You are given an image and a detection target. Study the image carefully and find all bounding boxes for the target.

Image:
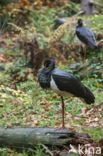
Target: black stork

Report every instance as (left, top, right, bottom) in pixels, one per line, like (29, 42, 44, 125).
(76, 19, 98, 60)
(38, 58, 95, 129)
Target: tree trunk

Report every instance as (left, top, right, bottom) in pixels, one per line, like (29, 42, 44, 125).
(0, 127, 93, 149)
(81, 0, 95, 14)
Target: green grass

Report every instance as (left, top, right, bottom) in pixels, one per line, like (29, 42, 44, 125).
(0, 58, 103, 156)
(0, 1, 103, 155)
(0, 76, 103, 155)
(0, 74, 103, 132)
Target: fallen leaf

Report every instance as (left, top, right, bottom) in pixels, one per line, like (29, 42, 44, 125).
(0, 103, 3, 107)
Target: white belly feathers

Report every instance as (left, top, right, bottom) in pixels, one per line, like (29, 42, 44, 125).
(50, 76, 74, 97)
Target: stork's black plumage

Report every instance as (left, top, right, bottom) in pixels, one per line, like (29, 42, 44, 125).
(76, 19, 98, 59)
(76, 19, 98, 49)
(38, 58, 95, 128)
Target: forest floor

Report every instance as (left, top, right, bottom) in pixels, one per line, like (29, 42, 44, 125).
(0, 1, 103, 155)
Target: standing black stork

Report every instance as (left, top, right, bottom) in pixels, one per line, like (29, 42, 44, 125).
(38, 58, 95, 129)
(76, 19, 98, 60)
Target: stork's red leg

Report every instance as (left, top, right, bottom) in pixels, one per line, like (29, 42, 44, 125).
(61, 96, 65, 129)
(84, 47, 86, 60)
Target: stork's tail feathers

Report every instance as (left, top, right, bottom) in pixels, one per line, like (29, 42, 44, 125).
(83, 86, 95, 104)
(88, 41, 98, 49)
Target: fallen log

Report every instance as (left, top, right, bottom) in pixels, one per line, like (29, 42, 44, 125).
(0, 127, 93, 149)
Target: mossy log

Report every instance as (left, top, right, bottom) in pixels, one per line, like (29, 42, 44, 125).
(0, 127, 93, 149)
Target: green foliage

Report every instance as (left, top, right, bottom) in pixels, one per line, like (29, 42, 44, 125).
(62, 2, 79, 17)
(83, 127, 103, 141)
(71, 0, 81, 3)
(89, 15, 103, 31)
(35, 145, 44, 156)
(0, 0, 103, 155)
(0, 0, 13, 6)
(92, 61, 103, 84)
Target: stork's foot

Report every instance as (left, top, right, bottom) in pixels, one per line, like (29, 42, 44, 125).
(59, 125, 65, 129)
(61, 126, 65, 129)
(61, 123, 65, 129)
(55, 126, 66, 131)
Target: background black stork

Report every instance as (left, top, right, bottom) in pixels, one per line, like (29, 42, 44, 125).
(38, 58, 95, 129)
(76, 19, 98, 60)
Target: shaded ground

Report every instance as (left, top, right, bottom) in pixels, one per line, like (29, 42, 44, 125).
(0, 0, 103, 155)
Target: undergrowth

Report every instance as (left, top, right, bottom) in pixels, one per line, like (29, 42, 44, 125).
(0, 1, 103, 156)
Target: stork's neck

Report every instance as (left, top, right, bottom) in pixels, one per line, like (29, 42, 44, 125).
(77, 20, 83, 27)
(77, 23, 83, 27)
(46, 62, 55, 73)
